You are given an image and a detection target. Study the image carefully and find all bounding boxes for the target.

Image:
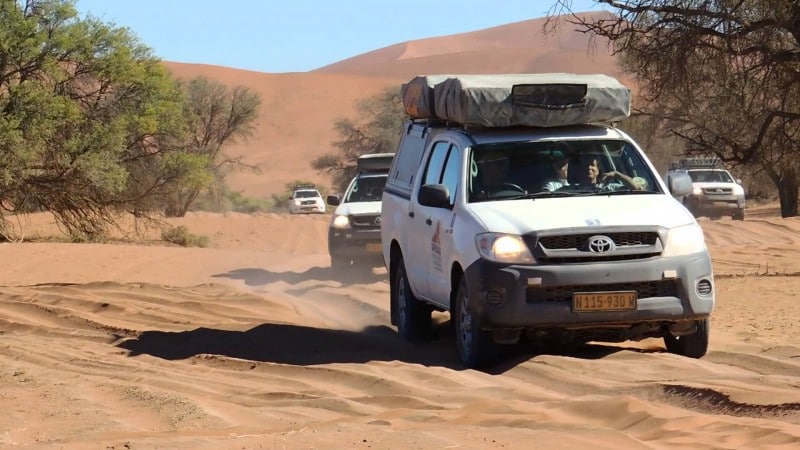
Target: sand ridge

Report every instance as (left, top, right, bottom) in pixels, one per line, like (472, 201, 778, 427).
(1, 203, 799, 449)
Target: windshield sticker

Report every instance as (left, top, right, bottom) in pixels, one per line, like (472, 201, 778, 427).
(585, 219, 601, 226)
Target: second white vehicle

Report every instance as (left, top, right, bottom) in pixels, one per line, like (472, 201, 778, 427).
(288, 185, 326, 214)
(327, 153, 393, 269)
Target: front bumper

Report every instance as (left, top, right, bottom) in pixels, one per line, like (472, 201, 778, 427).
(291, 204, 325, 213)
(463, 252, 714, 330)
(328, 227, 383, 259)
(685, 194, 745, 214)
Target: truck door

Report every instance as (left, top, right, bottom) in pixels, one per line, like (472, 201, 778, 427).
(424, 144, 460, 305)
(410, 141, 459, 307)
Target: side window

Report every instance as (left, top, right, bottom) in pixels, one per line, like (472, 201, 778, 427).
(390, 127, 427, 191)
(441, 146, 460, 205)
(422, 141, 450, 185)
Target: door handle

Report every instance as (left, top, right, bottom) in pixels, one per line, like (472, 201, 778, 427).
(426, 218, 432, 225)
(408, 211, 415, 218)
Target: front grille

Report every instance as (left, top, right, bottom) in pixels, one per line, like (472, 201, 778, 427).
(526, 280, 678, 304)
(702, 187, 733, 195)
(351, 214, 380, 228)
(525, 230, 662, 264)
(539, 232, 658, 250)
(301, 200, 316, 205)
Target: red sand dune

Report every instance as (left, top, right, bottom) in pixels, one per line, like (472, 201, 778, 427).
(162, 12, 622, 198)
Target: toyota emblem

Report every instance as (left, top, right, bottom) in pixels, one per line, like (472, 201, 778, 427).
(374, 216, 382, 225)
(587, 235, 615, 254)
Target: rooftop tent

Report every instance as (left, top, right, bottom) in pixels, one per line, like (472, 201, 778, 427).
(401, 73, 631, 127)
(401, 75, 454, 119)
(357, 153, 395, 172)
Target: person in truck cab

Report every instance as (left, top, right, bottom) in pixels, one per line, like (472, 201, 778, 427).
(573, 155, 646, 191)
(471, 151, 515, 200)
(541, 153, 571, 191)
(543, 153, 646, 192)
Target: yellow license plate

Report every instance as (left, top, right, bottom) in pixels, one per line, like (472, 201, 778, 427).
(366, 243, 382, 252)
(573, 291, 637, 312)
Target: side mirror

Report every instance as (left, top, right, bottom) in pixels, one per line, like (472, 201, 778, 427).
(736, 178, 742, 184)
(326, 195, 340, 206)
(418, 184, 451, 208)
(668, 172, 692, 197)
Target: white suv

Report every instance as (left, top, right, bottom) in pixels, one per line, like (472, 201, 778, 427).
(667, 158, 746, 220)
(381, 74, 714, 368)
(326, 153, 393, 269)
(288, 186, 325, 214)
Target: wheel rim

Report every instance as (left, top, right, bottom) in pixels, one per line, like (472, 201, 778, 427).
(457, 291, 473, 356)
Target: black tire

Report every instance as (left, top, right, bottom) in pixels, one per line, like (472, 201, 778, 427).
(330, 256, 351, 270)
(732, 209, 745, 221)
(682, 198, 698, 217)
(663, 318, 709, 358)
(392, 257, 432, 341)
(453, 277, 498, 368)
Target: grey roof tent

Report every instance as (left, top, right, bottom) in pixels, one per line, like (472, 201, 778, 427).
(401, 73, 631, 128)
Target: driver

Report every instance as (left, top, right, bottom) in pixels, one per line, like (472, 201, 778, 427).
(473, 151, 515, 200)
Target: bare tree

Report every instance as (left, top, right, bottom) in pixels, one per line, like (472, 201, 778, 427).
(549, 0, 800, 216)
(312, 87, 404, 193)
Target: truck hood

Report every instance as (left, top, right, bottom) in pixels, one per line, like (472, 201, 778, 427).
(332, 201, 382, 216)
(468, 194, 694, 234)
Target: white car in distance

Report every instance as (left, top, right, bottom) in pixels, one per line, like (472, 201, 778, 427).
(288, 186, 326, 214)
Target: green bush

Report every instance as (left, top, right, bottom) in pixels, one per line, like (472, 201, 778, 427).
(161, 226, 210, 247)
(191, 188, 272, 213)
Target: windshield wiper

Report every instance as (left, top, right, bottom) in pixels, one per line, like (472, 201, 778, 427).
(507, 191, 585, 200)
(602, 189, 658, 196)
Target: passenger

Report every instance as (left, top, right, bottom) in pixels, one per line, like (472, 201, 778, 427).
(573, 155, 646, 191)
(543, 154, 645, 191)
(541, 154, 570, 191)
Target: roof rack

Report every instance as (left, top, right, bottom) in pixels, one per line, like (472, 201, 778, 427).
(292, 183, 317, 190)
(357, 153, 395, 172)
(670, 157, 723, 170)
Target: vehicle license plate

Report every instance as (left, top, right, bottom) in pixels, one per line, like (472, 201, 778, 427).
(573, 291, 637, 312)
(366, 243, 382, 252)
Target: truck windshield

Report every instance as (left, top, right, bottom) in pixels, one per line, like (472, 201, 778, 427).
(687, 170, 733, 183)
(468, 140, 659, 202)
(344, 175, 387, 202)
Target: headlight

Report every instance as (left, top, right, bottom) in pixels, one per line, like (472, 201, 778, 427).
(692, 186, 702, 195)
(662, 224, 707, 257)
(475, 233, 534, 264)
(294, 199, 302, 205)
(331, 214, 350, 229)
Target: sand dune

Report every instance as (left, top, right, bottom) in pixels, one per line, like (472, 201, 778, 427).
(162, 12, 621, 198)
(1, 203, 799, 449)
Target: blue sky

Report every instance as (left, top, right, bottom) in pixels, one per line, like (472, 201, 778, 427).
(73, 0, 606, 74)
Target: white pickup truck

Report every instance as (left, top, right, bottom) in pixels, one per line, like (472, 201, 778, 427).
(381, 74, 714, 368)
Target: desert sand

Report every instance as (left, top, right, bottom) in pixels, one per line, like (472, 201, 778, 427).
(0, 202, 799, 449)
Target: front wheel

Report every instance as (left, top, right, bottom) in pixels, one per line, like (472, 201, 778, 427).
(732, 209, 745, 221)
(453, 277, 498, 368)
(392, 256, 432, 341)
(663, 318, 709, 358)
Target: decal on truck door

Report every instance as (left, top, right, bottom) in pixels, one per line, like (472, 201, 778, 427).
(431, 221, 443, 273)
